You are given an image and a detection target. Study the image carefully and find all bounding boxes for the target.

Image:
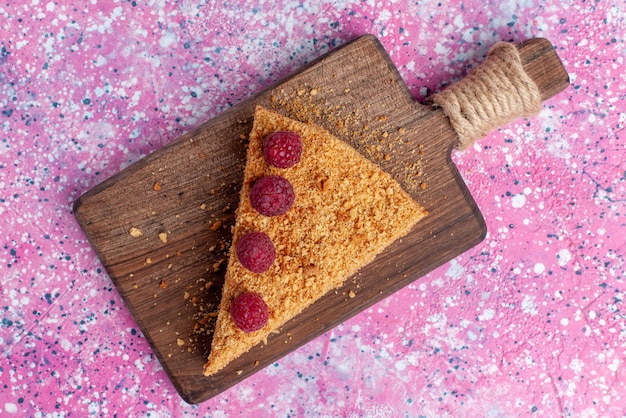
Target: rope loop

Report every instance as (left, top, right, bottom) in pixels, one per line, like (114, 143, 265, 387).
(431, 42, 542, 150)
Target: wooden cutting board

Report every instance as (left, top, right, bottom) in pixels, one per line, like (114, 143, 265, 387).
(73, 35, 568, 403)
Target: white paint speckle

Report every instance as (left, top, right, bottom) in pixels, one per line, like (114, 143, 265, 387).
(511, 194, 526, 208)
(87, 400, 100, 415)
(522, 295, 538, 315)
(61, 339, 72, 351)
(534, 263, 545, 274)
(557, 249, 572, 266)
(547, 135, 572, 159)
(4, 403, 18, 414)
(160, 31, 177, 48)
(569, 358, 584, 373)
(453, 14, 464, 28)
(134, 358, 145, 371)
(561, 318, 569, 326)
(434, 42, 449, 56)
(445, 259, 465, 280)
(479, 308, 495, 321)
(395, 360, 406, 371)
(431, 277, 444, 288)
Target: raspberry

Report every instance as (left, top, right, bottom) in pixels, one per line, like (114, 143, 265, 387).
(236, 231, 276, 273)
(249, 175, 295, 217)
(230, 292, 269, 333)
(263, 131, 302, 168)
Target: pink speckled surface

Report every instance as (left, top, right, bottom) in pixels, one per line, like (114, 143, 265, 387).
(1, 0, 625, 416)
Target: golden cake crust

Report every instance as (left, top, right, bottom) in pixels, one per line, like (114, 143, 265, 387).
(203, 106, 427, 376)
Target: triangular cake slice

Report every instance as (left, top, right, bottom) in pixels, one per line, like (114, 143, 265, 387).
(203, 106, 428, 376)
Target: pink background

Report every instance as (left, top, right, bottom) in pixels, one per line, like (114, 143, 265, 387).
(1, 0, 625, 416)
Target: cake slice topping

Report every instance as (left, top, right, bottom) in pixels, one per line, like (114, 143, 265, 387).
(229, 292, 269, 333)
(235, 231, 276, 273)
(249, 175, 295, 217)
(262, 131, 302, 168)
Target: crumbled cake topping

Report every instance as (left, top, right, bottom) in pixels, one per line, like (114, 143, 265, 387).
(203, 106, 427, 376)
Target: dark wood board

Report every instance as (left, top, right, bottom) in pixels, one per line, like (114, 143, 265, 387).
(73, 35, 569, 403)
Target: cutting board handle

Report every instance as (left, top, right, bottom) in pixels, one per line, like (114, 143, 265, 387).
(431, 38, 569, 149)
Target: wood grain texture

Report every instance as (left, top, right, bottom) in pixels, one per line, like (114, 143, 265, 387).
(73, 35, 568, 403)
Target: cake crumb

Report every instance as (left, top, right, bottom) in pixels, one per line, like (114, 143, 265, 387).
(304, 265, 320, 277)
(348, 290, 356, 298)
(210, 220, 222, 231)
(212, 259, 225, 272)
(159, 232, 168, 244)
(145, 258, 152, 264)
(129, 227, 142, 238)
(236, 370, 243, 375)
(176, 338, 185, 346)
(159, 280, 168, 289)
(153, 182, 161, 192)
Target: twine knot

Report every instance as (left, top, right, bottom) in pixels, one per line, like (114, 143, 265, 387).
(431, 42, 542, 150)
